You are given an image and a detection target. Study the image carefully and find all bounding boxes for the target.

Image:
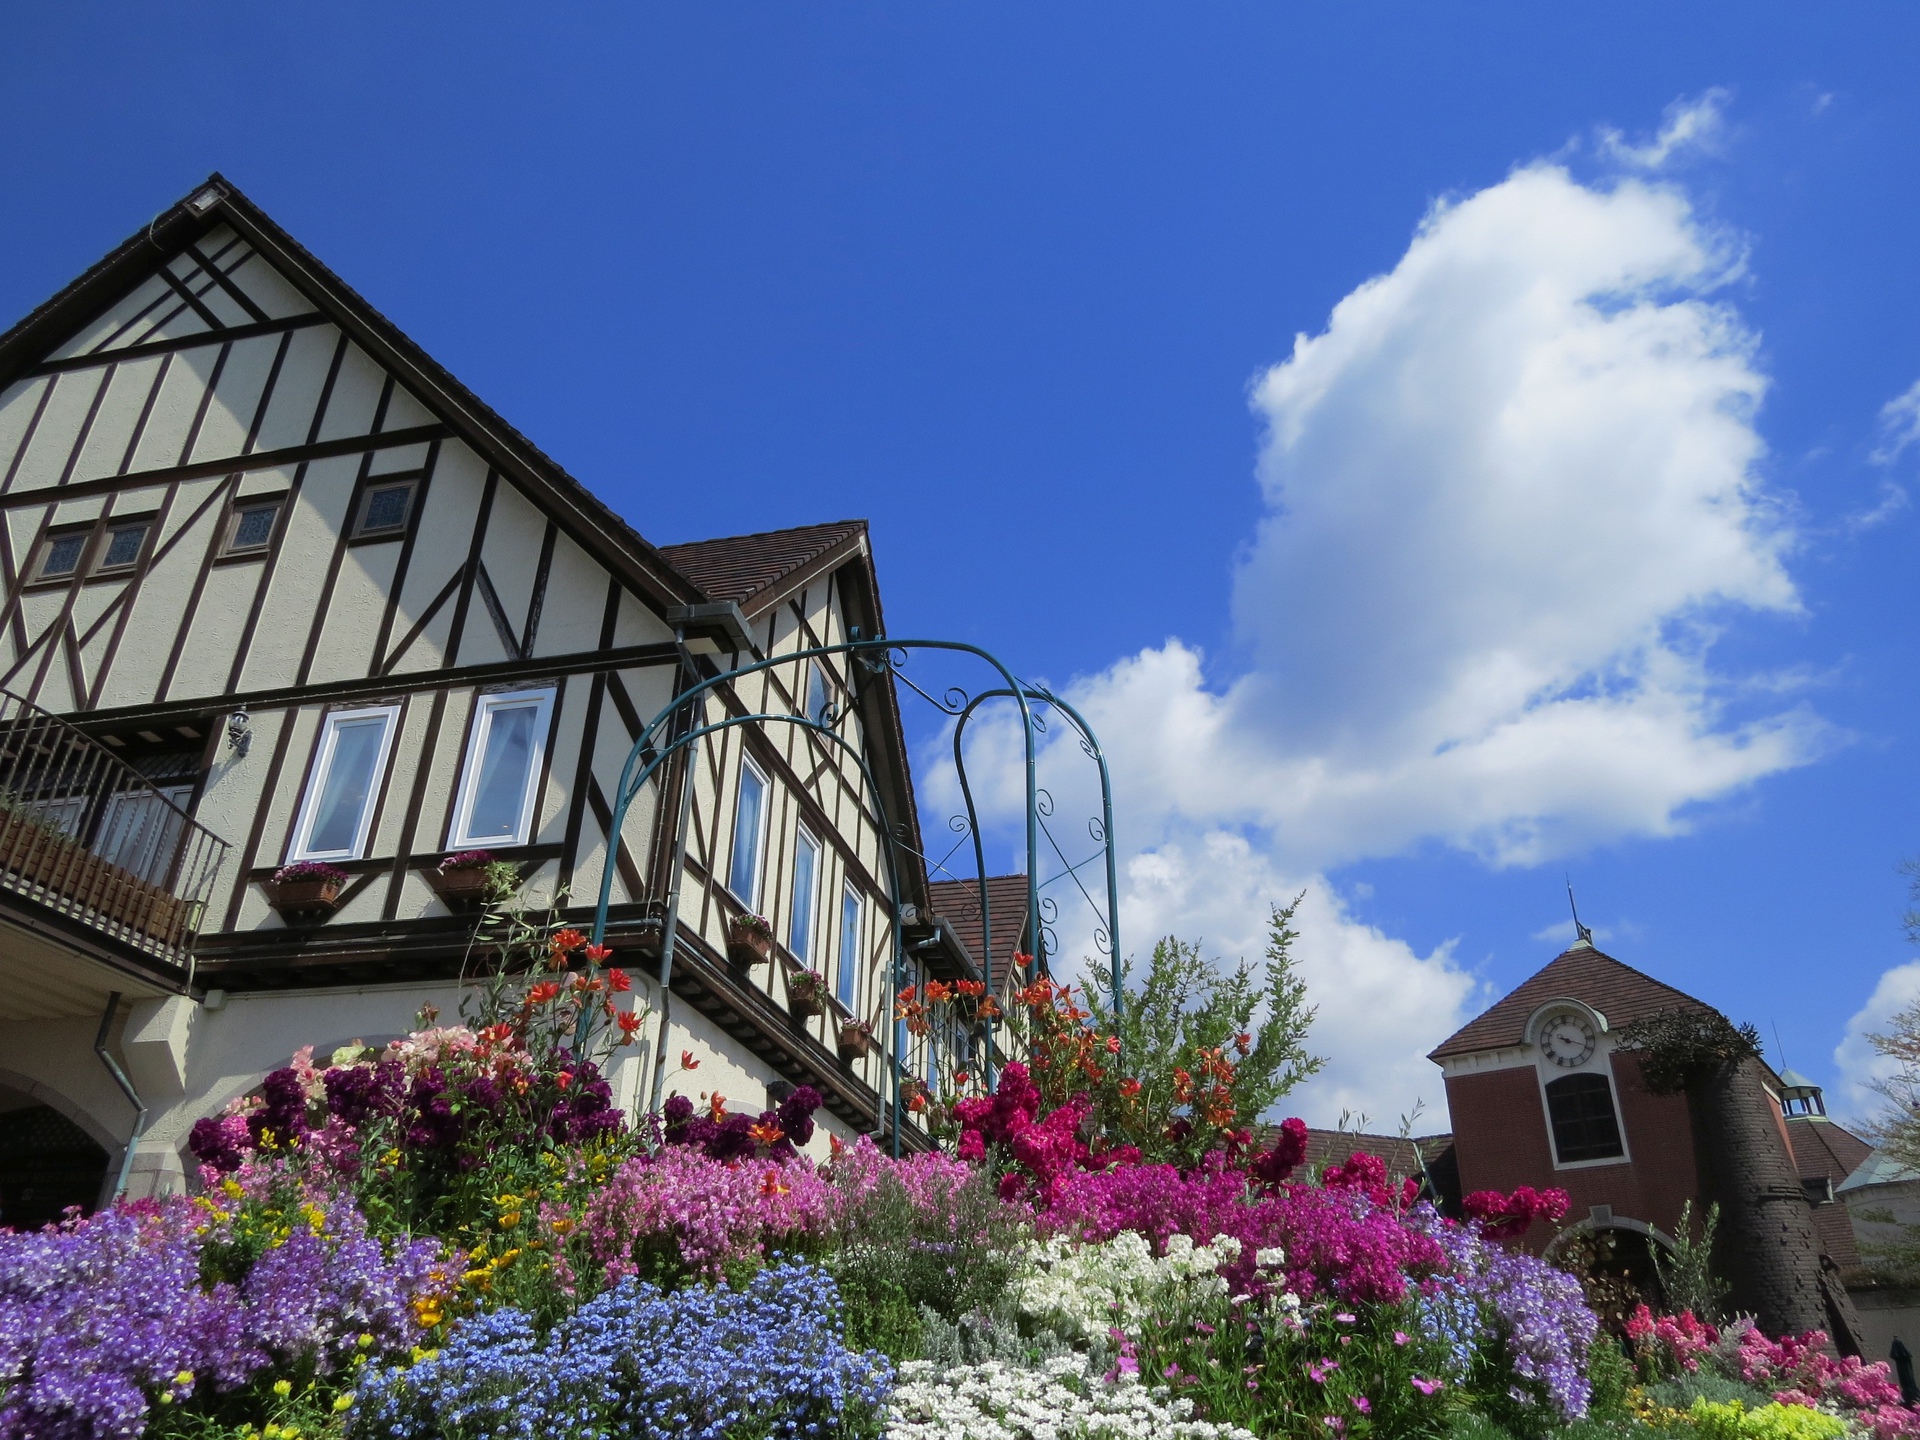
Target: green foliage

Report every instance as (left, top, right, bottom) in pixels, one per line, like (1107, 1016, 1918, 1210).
(1585, 1334, 1637, 1421)
(1681, 1398, 1847, 1440)
(1124, 1289, 1452, 1439)
(827, 1162, 1022, 1362)
(1074, 899, 1325, 1163)
(1616, 1010, 1762, 1096)
(1644, 1374, 1773, 1412)
(1651, 1202, 1730, 1323)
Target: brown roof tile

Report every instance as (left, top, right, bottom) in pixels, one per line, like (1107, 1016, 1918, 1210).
(1788, 1116, 1874, 1185)
(1430, 944, 1710, 1060)
(928, 874, 1033, 991)
(660, 521, 866, 613)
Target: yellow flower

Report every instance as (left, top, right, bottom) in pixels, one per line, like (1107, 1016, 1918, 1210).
(413, 1297, 445, 1327)
(333, 1393, 355, 1413)
(157, 1391, 174, 1406)
(272, 1378, 292, 1398)
(498, 1212, 522, 1228)
(174, 1370, 193, 1387)
(409, 1345, 440, 1365)
(263, 1427, 281, 1440)
(357, 1332, 374, 1349)
(222, 1179, 245, 1201)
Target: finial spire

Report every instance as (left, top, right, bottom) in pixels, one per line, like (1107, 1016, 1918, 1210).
(1565, 877, 1593, 948)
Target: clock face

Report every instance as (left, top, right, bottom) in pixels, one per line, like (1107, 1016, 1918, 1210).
(1540, 1012, 1597, 1068)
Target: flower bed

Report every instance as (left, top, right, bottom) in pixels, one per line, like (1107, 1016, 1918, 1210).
(7, 928, 1917, 1440)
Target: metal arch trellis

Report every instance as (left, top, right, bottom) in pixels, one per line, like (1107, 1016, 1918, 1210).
(585, 636, 1122, 1158)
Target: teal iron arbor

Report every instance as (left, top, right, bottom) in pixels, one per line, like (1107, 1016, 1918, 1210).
(585, 635, 1120, 1156)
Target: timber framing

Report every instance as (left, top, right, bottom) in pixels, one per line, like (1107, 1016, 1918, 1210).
(0, 174, 950, 1146)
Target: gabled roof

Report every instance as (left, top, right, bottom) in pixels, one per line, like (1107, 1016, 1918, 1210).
(1430, 943, 1710, 1060)
(928, 874, 1033, 991)
(0, 173, 703, 614)
(661, 522, 867, 616)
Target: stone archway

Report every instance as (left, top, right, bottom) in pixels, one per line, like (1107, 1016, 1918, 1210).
(0, 1078, 110, 1227)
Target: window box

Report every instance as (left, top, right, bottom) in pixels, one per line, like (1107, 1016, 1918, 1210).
(727, 912, 773, 967)
(837, 1018, 874, 1059)
(260, 863, 347, 922)
(423, 863, 512, 911)
(788, 968, 827, 1020)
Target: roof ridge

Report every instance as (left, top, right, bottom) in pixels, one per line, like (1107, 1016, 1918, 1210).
(660, 518, 866, 551)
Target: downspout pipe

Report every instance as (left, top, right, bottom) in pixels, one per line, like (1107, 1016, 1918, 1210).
(93, 992, 147, 1203)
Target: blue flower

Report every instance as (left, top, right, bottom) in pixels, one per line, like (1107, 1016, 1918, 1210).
(355, 1262, 892, 1440)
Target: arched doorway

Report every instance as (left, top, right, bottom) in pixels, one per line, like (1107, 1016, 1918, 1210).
(1548, 1219, 1675, 1331)
(0, 1084, 109, 1229)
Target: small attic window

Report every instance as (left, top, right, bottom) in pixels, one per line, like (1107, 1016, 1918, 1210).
(353, 479, 418, 539)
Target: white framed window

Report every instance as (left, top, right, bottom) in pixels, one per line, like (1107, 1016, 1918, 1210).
(728, 759, 770, 908)
(789, 828, 821, 962)
(837, 883, 861, 1007)
(447, 687, 555, 849)
(287, 705, 401, 862)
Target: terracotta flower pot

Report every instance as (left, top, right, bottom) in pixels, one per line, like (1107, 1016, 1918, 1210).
(260, 876, 342, 922)
(727, 919, 773, 966)
(837, 1021, 873, 1059)
(789, 989, 824, 1020)
(424, 865, 504, 911)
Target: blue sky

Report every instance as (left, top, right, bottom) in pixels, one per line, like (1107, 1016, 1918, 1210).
(5, 5, 1920, 1125)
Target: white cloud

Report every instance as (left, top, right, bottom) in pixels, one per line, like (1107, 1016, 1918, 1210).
(1118, 838, 1480, 1128)
(1874, 378, 1920, 464)
(1834, 961, 1920, 1122)
(1598, 89, 1731, 170)
(931, 136, 1825, 1128)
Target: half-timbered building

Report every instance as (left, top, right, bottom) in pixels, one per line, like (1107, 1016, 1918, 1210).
(0, 175, 988, 1213)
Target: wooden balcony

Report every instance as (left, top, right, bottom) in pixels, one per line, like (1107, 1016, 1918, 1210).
(0, 690, 229, 1012)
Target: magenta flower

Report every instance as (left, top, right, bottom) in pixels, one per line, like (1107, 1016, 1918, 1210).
(1308, 1358, 1340, 1384)
(1412, 1376, 1445, 1395)
(1353, 1396, 1371, 1414)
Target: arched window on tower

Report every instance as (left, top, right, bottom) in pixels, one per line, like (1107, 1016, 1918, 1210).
(1545, 1072, 1625, 1163)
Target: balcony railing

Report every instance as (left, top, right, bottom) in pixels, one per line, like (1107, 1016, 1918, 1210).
(0, 689, 229, 970)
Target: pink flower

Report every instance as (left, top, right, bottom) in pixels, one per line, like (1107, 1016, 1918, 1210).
(1411, 1376, 1445, 1395)
(1308, 1359, 1340, 1384)
(1352, 1396, 1371, 1414)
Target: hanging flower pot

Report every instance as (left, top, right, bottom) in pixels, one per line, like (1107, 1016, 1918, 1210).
(788, 968, 827, 1019)
(837, 1018, 874, 1059)
(260, 861, 347, 922)
(727, 912, 774, 967)
(423, 851, 516, 910)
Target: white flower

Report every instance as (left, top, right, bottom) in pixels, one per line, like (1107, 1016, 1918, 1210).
(1011, 1233, 1242, 1340)
(1254, 1247, 1286, 1270)
(886, 1357, 1259, 1440)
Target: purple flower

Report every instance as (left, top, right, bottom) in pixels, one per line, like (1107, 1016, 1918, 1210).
(187, 1115, 247, 1174)
(247, 1067, 310, 1150)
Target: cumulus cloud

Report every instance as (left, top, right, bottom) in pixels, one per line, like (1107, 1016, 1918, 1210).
(930, 141, 1824, 1127)
(1598, 89, 1731, 170)
(1834, 961, 1920, 1122)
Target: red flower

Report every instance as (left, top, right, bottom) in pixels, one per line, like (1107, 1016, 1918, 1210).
(1119, 1078, 1142, 1099)
(527, 981, 562, 1006)
(708, 1093, 728, 1120)
(605, 968, 631, 992)
(748, 1119, 785, 1146)
(907, 1091, 928, 1113)
(585, 943, 613, 963)
(555, 1071, 574, 1090)
(1105, 1035, 1121, 1054)
(1234, 1032, 1252, 1054)
(681, 1050, 700, 1070)
(550, 927, 587, 953)
(616, 1011, 643, 1037)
